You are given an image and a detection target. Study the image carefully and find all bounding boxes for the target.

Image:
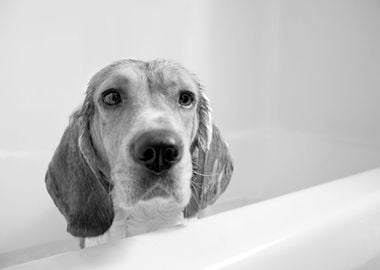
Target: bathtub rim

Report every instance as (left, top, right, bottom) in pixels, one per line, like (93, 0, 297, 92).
(3, 166, 380, 270)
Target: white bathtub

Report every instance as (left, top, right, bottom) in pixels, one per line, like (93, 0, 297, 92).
(1, 127, 380, 269)
(4, 170, 380, 270)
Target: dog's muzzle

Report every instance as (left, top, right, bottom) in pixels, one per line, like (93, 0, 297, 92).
(131, 129, 183, 174)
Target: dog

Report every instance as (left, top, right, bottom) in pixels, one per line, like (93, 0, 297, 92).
(45, 59, 233, 248)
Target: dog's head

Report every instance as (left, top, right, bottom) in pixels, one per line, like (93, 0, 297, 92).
(45, 59, 233, 237)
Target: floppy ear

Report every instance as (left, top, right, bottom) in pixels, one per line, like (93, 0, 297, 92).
(184, 94, 234, 218)
(45, 110, 114, 237)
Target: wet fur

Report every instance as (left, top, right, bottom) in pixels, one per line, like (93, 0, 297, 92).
(45, 59, 233, 247)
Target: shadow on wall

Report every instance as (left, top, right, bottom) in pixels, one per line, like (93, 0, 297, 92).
(0, 156, 75, 255)
(0, 207, 79, 268)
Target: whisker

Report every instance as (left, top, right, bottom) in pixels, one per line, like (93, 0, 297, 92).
(190, 180, 202, 189)
(192, 170, 213, 177)
(190, 192, 200, 210)
(190, 182, 201, 207)
(191, 184, 201, 191)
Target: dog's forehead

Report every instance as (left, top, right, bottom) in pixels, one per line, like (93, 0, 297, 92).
(97, 64, 146, 90)
(147, 62, 197, 89)
(94, 60, 198, 92)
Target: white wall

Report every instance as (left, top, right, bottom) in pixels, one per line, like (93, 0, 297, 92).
(1, 0, 380, 256)
(273, 0, 380, 145)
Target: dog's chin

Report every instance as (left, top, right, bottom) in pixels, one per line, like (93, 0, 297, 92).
(112, 166, 192, 208)
(141, 185, 170, 201)
(139, 183, 191, 208)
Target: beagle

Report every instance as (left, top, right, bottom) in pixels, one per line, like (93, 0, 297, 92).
(45, 59, 233, 248)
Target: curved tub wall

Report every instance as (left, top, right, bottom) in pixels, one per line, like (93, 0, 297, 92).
(4, 168, 380, 270)
(1, 0, 380, 268)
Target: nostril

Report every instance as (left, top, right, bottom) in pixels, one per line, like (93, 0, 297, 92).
(139, 147, 156, 163)
(131, 130, 184, 173)
(163, 146, 179, 163)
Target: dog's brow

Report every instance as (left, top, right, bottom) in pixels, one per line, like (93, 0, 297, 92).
(101, 75, 129, 88)
(150, 80, 196, 97)
(152, 71, 196, 92)
(99, 67, 147, 91)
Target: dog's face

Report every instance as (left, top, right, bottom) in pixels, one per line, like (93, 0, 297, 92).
(45, 59, 233, 238)
(90, 61, 200, 207)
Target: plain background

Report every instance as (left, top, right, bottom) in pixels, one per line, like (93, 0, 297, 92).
(1, 0, 380, 255)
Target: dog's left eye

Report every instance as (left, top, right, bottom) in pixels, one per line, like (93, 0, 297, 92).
(178, 91, 195, 108)
(102, 89, 122, 106)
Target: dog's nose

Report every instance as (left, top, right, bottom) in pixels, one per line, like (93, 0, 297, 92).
(131, 130, 183, 174)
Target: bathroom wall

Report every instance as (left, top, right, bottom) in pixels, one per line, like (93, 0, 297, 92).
(273, 0, 380, 145)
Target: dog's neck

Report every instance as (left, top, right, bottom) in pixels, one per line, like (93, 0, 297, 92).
(114, 198, 185, 236)
(84, 197, 185, 247)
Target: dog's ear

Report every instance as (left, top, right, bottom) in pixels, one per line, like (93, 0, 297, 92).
(184, 93, 234, 218)
(45, 106, 114, 237)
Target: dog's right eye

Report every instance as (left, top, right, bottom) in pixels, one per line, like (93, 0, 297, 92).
(102, 89, 122, 106)
(178, 91, 195, 108)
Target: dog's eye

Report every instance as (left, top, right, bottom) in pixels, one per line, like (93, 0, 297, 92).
(178, 91, 195, 108)
(102, 89, 122, 106)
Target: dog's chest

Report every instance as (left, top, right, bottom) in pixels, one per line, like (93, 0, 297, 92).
(85, 199, 185, 247)
(112, 198, 185, 237)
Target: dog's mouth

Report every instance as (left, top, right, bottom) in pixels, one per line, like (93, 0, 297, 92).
(112, 160, 191, 207)
(141, 184, 171, 201)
